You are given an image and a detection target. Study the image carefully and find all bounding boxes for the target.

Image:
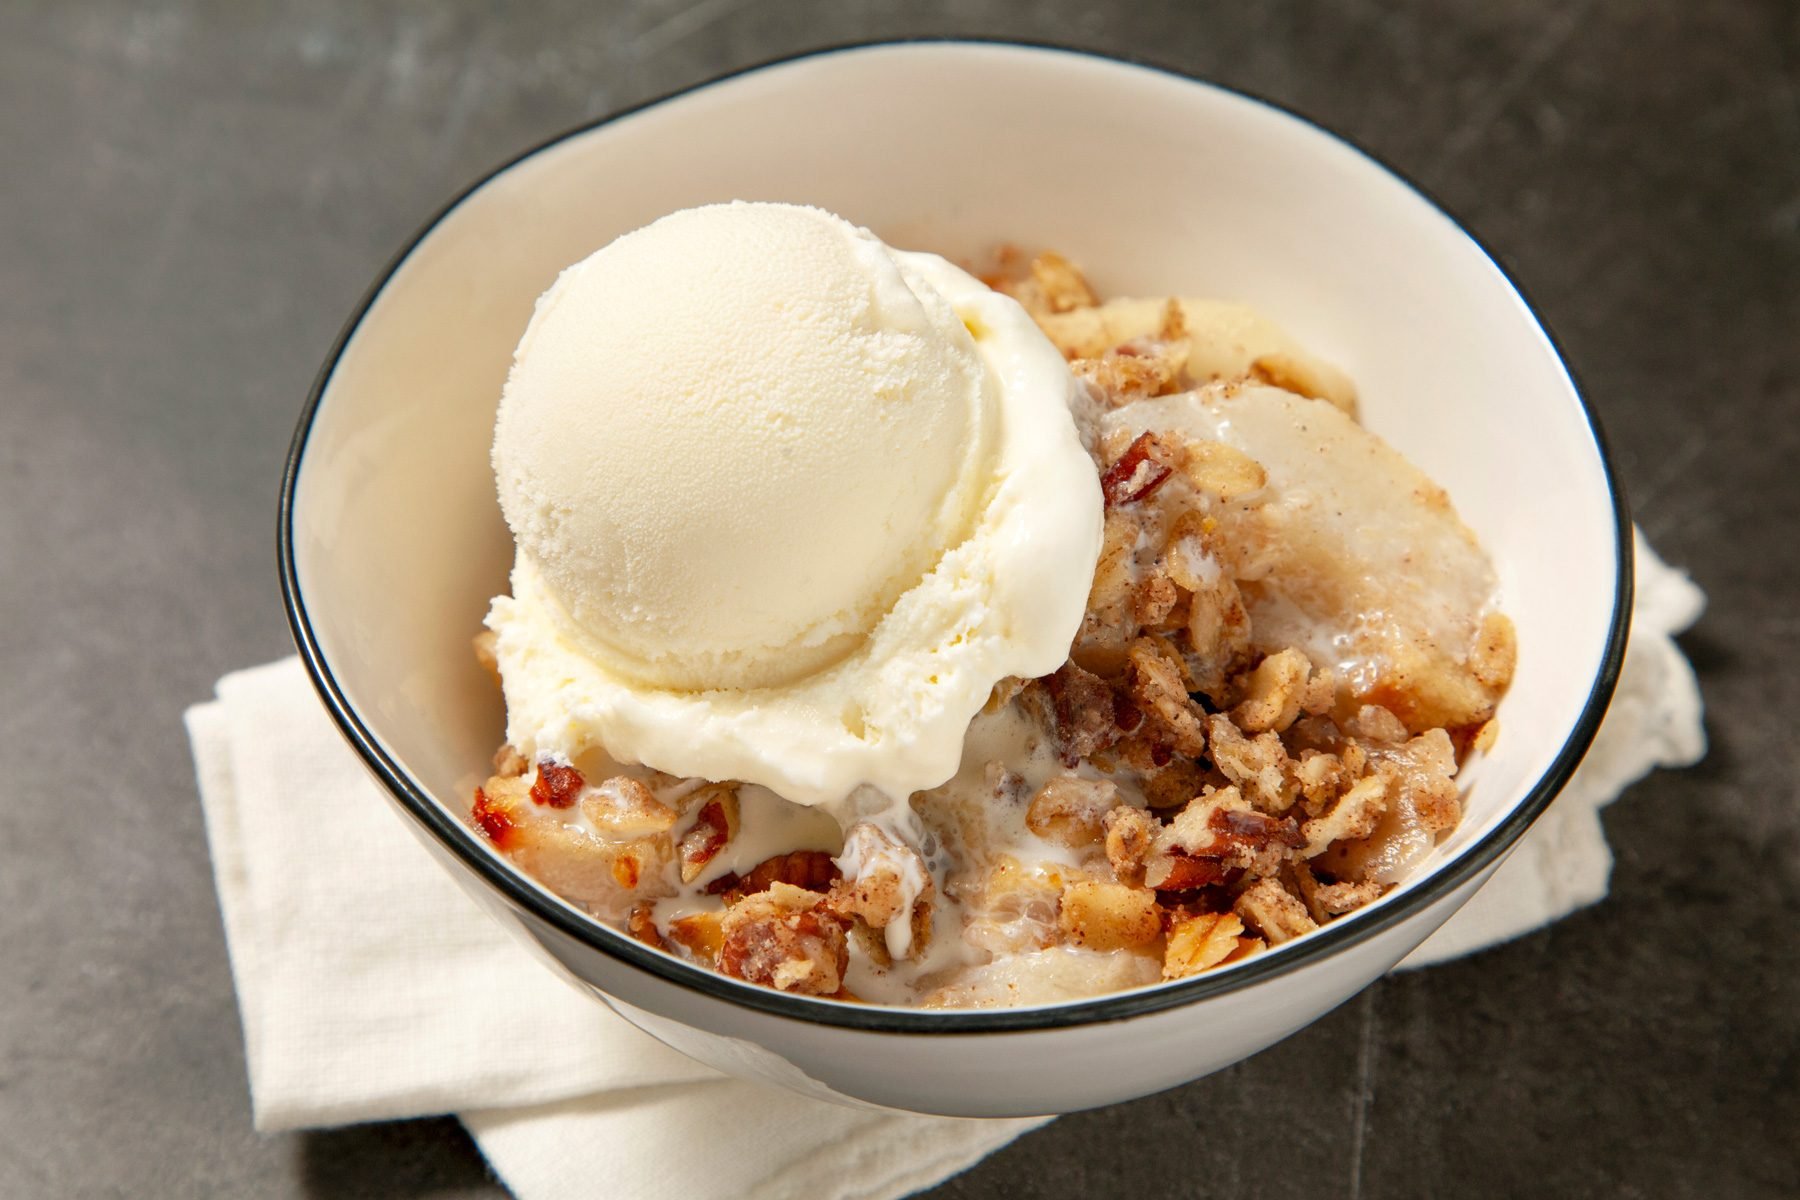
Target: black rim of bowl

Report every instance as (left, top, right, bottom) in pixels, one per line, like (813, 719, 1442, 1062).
(279, 38, 1634, 1036)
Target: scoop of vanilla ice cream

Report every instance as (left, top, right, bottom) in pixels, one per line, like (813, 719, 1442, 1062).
(487, 203, 1102, 808)
(494, 203, 997, 691)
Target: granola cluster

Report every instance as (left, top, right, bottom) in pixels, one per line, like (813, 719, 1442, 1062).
(466, 248, 1516, 1005)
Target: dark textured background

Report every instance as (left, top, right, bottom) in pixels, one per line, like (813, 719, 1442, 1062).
(2, 1, 1795, 1196)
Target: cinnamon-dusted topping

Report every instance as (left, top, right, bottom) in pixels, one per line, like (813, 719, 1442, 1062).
(582, 776, 678, 839)
(1230, 648, 1311, 734)
(1103, 806, 1156, 886)
(1073, 341, 1187, 405)
(1163, 910, 1248, 979)
(1127, 637, 1207, 757)
(1028, 251, 1099, 314)
(626, 902, 664, 949)
(1233, 878, 1318, 945)
(1315, 879, 1388, 916)
(675, 783, 739, 883)
(1058, 880, 1162, 951)
(529, 760, 585, 809)
(1294, 750, 1349, 817)
(718, 883, 850, 995)
(1100, 431, 1178, 508)
(1205, 713, 1297, 813)
(1026, 777, 1123, 848)
(827, 824, 934, 958)
(1301, 773, 1390, 857)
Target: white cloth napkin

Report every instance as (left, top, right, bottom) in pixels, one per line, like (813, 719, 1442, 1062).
(185, 531, 1704, 1200)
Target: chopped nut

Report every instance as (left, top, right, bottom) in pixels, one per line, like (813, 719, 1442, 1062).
(1162, 911, 1245, 979)
(1473, 718, 1500, 753)
(1101, 432, 1178, 507)
(1103, 806, 1156, 886)
(828, 824, 934, 959)
(1128, 638, 1208, 757)
(1301, 773, 1390, 857)
(675, 784, 740, 883)
(1058, 880, 1162, 951)
(1137, 755, 1209, 811)
(1231, 648, 1311, 733)
(1026, 777, 1123, 848)
(718, 883, 850, 995)
(1132, 567, 1182, 628)
(1205, 713, 1297, 812)
(582, 776, 678, 839)
(1295, 750, 1347, 816)
(1233, 878, 1318, 944)
(529, 760, 585, 809)
(717, 850, 841, 904)
(1032, 662, 1125, 765)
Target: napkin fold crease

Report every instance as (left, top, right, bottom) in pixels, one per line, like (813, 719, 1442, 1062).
(185, 530, 1703, 1200)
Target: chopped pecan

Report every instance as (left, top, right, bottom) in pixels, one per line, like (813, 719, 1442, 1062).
(1232, 878, 1318, 945)
(1103, 806, 1156, 886)
(1206, 713, 1297, 813)
(719, 851, 841, 904)
(1101, 432, 1177, 507)
(718, 883, 850, 995)
(1127, 638, 1207, 757)
(1035, 662, 1124, 765)
(1301, 773, 1390, 857)
(675, 784, 740, 884)
(529, 760, 584, 809)
(827, 824, 934, 959)
(1230, 648, 1311, 734)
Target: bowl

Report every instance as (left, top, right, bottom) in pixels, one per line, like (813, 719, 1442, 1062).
(280, 40, 1629, 1117)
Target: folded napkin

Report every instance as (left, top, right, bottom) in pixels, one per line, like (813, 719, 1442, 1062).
(186, 531, 1704, 1200)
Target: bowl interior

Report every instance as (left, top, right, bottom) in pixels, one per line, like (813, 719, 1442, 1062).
(289, 43, 1621, 992)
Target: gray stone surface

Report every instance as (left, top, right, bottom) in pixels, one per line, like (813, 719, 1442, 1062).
(1, 1, 1794, 1196)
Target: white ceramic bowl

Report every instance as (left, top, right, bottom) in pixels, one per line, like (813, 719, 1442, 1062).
(281, 41, 1629, 1117)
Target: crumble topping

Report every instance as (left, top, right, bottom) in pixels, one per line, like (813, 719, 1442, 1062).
(464, 248, 1516, 1007)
